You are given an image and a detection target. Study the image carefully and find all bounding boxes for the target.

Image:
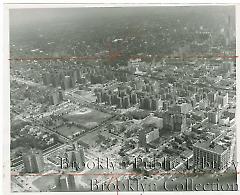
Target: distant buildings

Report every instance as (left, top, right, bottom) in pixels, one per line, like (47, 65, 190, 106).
(42, 69, 86, 90)
(62, 75, 73, 90)
(42, 71, 64, 87)
(142, 115, 163, 129)
(138, 116, 164, 147)
(42, 72, 52, 86)
(217, 93, 228, 108)
(94, 79, 166, 111)
(163, 111, 187, 132)
(146, 128, 160, 144)
(122, 95, 131, 109)
(173, 113, 187, 132)
(191, 110, 206, 122)
(225, 15, 235, 47)
(95, 87, 133, 109)
(168, 103, 192, 114)
(139, 96, 160, 111)
(128, 58, 147, 73)
(22, 148, 45, 173)
(207, 109, 220, 124)
(208, 91, 218, 104)
(130, 93, 138, 105)
(163, 111, 174, 131)
(222, 61, 234, 74)
(207, 91, 229, 108)
(138, 128, 147, 147)
(138, 127, 160, 148)
(49, 90, 64, 105)
(140, 96, 152, 110)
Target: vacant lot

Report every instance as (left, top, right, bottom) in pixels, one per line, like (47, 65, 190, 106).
(63, 108, 112, 129)
(54, 125, 84, 138)
(33, 175, 57, 191)
(74, 90, 96, 103)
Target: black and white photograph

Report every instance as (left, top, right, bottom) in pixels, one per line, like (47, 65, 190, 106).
(3, 3, 239, 193)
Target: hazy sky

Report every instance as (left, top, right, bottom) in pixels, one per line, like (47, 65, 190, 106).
(10, 6, 235, 28)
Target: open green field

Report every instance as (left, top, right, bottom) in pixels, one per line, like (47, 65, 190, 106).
(54, 125, 84, 138)
(74, 90, 96, 102)
(78, 131, 99, 147)
(63, 108, 112, 129)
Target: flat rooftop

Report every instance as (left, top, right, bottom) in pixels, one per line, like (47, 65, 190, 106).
(193, 134, 231, 155)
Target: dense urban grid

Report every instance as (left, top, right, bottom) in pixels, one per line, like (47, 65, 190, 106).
(10, 7, 237, 192)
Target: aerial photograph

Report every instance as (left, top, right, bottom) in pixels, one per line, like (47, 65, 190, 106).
(9, 6, 237, 192)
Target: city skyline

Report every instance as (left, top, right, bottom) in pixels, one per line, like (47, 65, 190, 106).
(7, 5, 237, 192)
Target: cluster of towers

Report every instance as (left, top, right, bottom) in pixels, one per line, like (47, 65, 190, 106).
(95, 87, 135, 109)
(139, 95, 160, 111)
(162, 103, 192, 133)
(94, 82, 163, 111)
(42, 69, 86, 90)
(163, 111, 187, 133)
